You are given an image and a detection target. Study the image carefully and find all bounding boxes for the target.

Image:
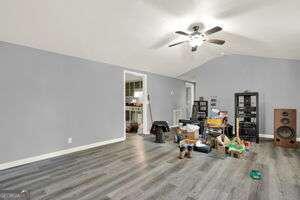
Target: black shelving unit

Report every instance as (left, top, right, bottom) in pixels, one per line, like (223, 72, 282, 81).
(192, 100, 208, 121)
(235, 92, 259, 143)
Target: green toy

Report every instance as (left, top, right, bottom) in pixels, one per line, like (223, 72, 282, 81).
(249, 170, 263, 180)
(226, 143, 245, 154)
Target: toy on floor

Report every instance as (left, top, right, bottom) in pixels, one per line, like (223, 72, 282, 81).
(249, 169, 263, 180)
(216, 134, 230, 149)
(179, 145, 193, 159)
(194, 140, 211, 153)
(178, 139, 194, 159)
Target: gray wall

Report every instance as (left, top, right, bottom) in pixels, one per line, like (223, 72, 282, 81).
(180, 54, 300, 137)
(0, 41, 185, 164)
(148, 74, 185, 123)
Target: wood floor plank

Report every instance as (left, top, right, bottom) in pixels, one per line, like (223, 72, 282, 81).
(0, 134, 299, 200)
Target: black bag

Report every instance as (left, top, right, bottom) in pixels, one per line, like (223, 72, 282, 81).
(224, 124, 233, 138)
(150, 121, 169, 143)
(155, 128, 165, 143)
(150, 121, 169, 134)
(194, 144, 211, 153)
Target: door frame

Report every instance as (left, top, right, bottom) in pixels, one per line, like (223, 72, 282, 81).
(185, 82, 195, 119)
(123, 70, 148, 139)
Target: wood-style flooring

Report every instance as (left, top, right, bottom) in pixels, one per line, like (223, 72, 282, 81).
(0, 134, 299, 200)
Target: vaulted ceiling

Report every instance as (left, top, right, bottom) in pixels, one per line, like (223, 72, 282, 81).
(1, 0, 300, 77)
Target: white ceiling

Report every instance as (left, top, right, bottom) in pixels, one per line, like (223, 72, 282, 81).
(1, 0, 300, 77)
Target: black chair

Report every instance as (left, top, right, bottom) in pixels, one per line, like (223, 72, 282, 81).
(150, 121, 170, 143)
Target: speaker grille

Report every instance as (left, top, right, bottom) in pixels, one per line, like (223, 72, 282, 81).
(280, 118, 290, 125)
(276, 126, 295, 139)
(282, 111, 289, 117)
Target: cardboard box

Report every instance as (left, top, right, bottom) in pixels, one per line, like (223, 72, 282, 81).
(181, 130, 199, 140)
(179, 139, 197, 146)
(176, 126, 199, 141)
(230, 150, 244, 159)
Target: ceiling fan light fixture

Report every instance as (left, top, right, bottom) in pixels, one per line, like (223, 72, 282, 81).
(169, 25, 224, 51)
(189, 35, 203, 47)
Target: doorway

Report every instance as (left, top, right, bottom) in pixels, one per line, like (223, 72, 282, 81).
(124, 70, 148, 139)
(185, 82, 195, 119)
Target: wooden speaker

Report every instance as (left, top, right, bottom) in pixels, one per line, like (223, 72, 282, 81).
(274, 109, 297, 148)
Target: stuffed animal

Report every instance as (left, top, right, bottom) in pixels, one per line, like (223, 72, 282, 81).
(178, 139, 194, 159)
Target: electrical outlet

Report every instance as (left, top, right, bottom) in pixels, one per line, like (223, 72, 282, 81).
(68, 138, 72, 144)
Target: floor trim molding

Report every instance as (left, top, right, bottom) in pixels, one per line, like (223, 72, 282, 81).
(0, 137, 125, 171)
(260, 134, 300, 141)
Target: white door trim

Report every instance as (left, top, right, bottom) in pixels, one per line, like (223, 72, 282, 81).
(124, 70, 148, 139)
(185, 82, 195, 119)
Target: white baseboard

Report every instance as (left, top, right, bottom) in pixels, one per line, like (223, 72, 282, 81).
(259, 134, 274, 139)
(259, 134, 300, 142)
(0, 137, 125, 171)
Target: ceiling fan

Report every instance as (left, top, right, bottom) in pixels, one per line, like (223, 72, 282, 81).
(169, 26, 225, 51)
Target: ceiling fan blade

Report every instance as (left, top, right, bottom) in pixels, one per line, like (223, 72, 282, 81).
(191, 46, 198, 52)
(207, 39, 225, 45)
(168, 41, 188, 47)
(205, 26, 222, 35)
(175, 31, 189, 36)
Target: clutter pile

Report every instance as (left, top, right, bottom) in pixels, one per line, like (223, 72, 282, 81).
(174, 96, 254, 160)
(175, 124, 203, 158)
(149, 96, 256, 160)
